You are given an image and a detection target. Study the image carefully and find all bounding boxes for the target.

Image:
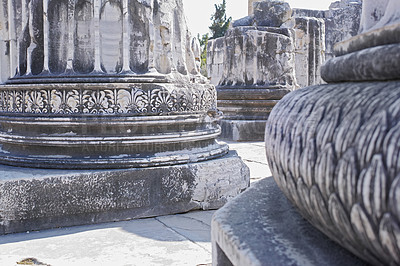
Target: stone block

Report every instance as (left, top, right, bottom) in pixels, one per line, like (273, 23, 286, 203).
(212, 177, 365, 266)
(217, 27, 296, 88)
(290, 16, 325, 87)
(252, 1, 292, 27)
(293, 0, 362, 60)
(232, 16, 253, 28)
(219, 120, 267, 141)
(0, 151, 250, 235)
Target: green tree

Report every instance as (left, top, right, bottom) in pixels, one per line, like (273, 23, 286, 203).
(209, 0, 232, 39)
(198, 33, 209, 77)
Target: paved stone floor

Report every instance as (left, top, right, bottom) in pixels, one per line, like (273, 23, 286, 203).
(0, 141, 271, 266)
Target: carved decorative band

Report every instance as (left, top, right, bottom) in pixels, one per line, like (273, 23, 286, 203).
(0, 85, 216, 115)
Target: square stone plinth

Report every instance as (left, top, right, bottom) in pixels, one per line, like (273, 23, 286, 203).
(211, 177, 367, 266)
(0, 151, 249, 235)
(219, 120, 267, 141)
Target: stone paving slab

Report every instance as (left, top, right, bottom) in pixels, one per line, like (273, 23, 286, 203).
(0, 211, 215, 266)
(0, 141, 267, 266)
(221, 141, 271, 182)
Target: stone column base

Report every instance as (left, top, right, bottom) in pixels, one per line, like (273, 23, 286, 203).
(211, 177, 365, 266)
(0, 151, 249, 235)
(219, 120, 267, 141)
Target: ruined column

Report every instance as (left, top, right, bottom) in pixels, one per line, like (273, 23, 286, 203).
(208, 0, 295, 141)
(0, 0, 249, 235)
(265, 0, 400, 264)
(286, 16, 326, 87)
(293, 0, 362, 61)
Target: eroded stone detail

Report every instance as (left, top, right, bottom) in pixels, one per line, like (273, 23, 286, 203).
(0, 0, 205, 82)
(209, 0, 362, 87)
(0, 152, 250, 235)
(207, 0, 305, 141)
(265, 81, 400, 266)
(0, 0, 251, 234)
(265, 4, 400, 265)
(0, 0, 229, 169)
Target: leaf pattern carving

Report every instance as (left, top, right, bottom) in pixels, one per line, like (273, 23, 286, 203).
(265, 81, 400, 265)
(0, 85, 216, 115)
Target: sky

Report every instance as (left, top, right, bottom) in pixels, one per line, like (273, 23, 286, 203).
(182, 0, 334, 36)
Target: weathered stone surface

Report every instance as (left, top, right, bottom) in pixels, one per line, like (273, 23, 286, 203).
(0, 0, 204, 81)
(187, 36, 201, 75)
(219, 120, 267, 142)
(334, 21, 400, 57)
(0, 0, 232, 170)
(265, 81, 400, 266)
(216, 27, 296, 88)
(0, 151, 250, 235)
(216, 86, 291, 141)
(0, 1, 10, 84)
(212, 177, 365, 266)
(266, 8, 400, 264)
(284, 16, 325, 87)
(217, 87, 290, 120)
(0, 0, 251, 232)
(359, 0, 400, 32)
(248, 0, 257, 16)
(326, 1, 400, 80)
(231, 16, 254, 28)
(0, 82, 226, 169)
(207, 5, 296, 141)
(210, 0, 362, 88)
(207, 25, 295, 141)
(322, 43, 400, 82)
(252, 0, 292, 27)
(207, 38, 225, 87)
(293, 0, 362, 60)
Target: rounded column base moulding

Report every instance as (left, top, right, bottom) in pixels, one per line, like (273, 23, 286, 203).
(216, 86, 292, 141)
(0, 81, 226, 169)
(265, 80, 400, 266)
(217, 86, 291, 120)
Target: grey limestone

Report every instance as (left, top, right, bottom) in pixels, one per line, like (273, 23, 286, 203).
(0, 0, 250, 233)
(216, 26, 296, 88)
(265, 80, 400, 265)
(205, 0, 362, 141)
(207, 37, 225, 89)
(0, 0, 226, 169)
(293, 0, 362, 60)
(212, 177, 366, 266)
(207, 20, 296, 141)
(208, 0, 326, 141)
(0, 141, 265, 266)
(265, 4, 400, 265)
(334, 21, 400, 57)
(322, 43, 400, 82)
(284, 16, 325, 87)
(219, 120, 267, 142)
(0, 151, 249, 235)
(359, 0, 400, 33)
(252, 0, 292, 27)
